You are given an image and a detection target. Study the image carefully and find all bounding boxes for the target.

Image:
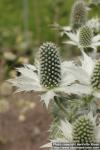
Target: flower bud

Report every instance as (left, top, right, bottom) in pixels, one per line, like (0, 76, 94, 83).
(71, 0, 87, 30)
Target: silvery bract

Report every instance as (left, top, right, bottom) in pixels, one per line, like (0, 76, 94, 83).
(8, 42, 77, 108)
(65, 51, 100, 98)
(87, 18, 100, 34)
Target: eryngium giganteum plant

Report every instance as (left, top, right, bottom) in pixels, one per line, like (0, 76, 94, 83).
(8, 42, 78, 107)
(8, 0, 100, 149)
(64, 25, 100, 51)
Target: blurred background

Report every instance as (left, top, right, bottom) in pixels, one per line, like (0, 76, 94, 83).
(0, 0, 99, 150)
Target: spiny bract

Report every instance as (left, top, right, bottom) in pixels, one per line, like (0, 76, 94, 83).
(71, 0, 87, 30)
(73, 116, 94, 143)
(79, 25, 93, 47)
(39, 42, 61, 89)
(49, 121, 63, 139)
(91, 60, 100, 90)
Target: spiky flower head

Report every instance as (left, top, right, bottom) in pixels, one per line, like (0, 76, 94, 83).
(79, 25, 93, 47)
(91, 60, 100, 90)
(71, 0, 87, 30)
(73, 116, 94, 143)
(39, 42, 61, 89)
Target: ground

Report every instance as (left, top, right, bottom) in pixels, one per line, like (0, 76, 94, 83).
(0, 90, 52, 150)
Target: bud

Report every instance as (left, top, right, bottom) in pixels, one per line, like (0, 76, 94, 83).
(73, 116, 94, 143)
(39, 42, 61, 89)
(71, 0, 87, 30)
(79, 25, 93, 47)
(91, 60, 100, 90)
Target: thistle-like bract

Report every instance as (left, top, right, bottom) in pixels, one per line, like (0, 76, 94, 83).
(91, 60, 100, 90)
(49, 121, 63, 139)
(79, 25, 93, 47)
(71, 0, 87, 30)
(39, 42, 61, 89)
(73, 116, 94, 143)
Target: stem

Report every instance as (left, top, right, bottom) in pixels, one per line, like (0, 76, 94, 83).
(92, 48, 97, 59)
(54, 96, 68, 115)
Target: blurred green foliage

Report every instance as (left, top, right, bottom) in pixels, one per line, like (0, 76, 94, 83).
(0, 0, 99, 45)
(0, 0, 74, 45)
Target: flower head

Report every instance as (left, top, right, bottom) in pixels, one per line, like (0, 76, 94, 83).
(42, 112, 100, 148)
(79, 25, 93, 47)
(61, 113, 100, 143)
(51, 0, 88, 35)
(8, 42, 76, 107)
(73, 116, 94, 143)
(71, 0, 87, 30)
(39, 43, 61, 89)
(64, 25, 100, 51)
(91, 60, 100, 90)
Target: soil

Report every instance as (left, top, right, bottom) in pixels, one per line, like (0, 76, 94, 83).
(0, 92, 52, 150)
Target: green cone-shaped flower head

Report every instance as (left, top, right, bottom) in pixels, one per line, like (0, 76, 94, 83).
(39, 42, 61, 89)
(91, 60, 100, 90)
(79, 25, 93, 47)
(71, 0, 87, 30)
(73, 116, 94, 143)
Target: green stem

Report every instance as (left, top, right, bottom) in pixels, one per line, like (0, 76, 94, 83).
(54, 96, 68, 115)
